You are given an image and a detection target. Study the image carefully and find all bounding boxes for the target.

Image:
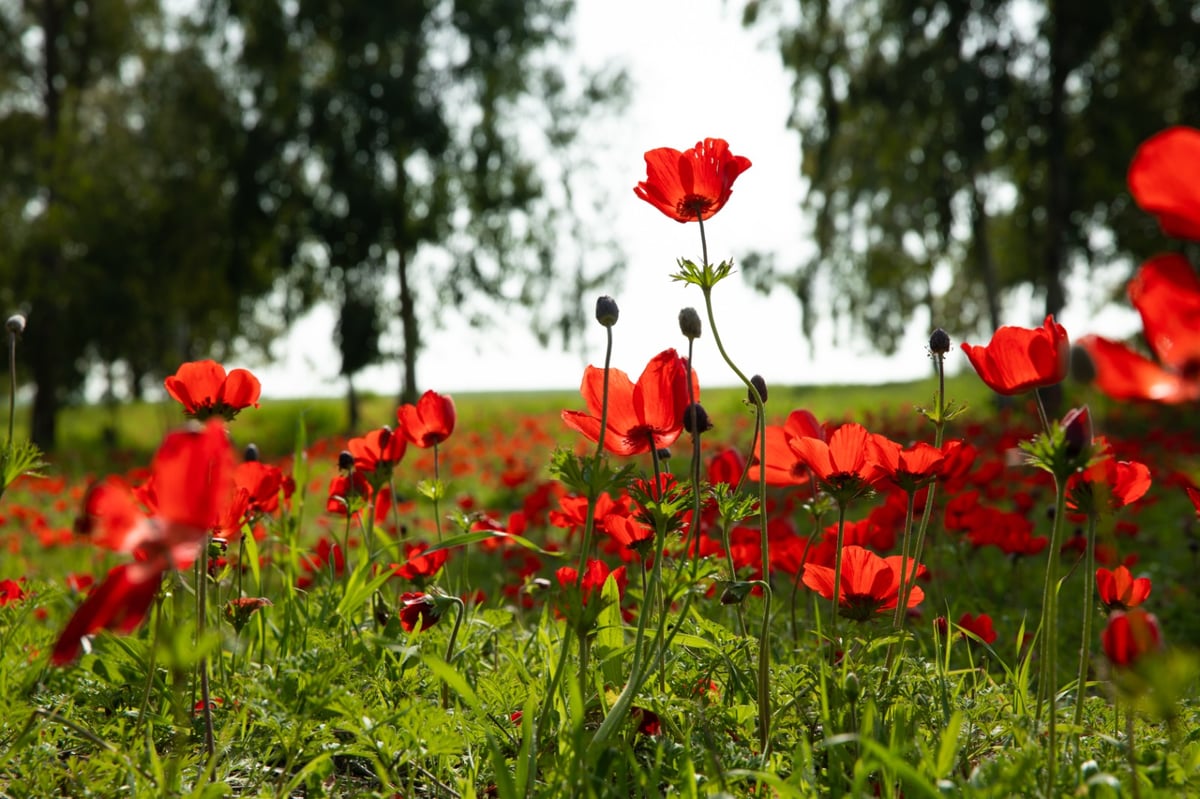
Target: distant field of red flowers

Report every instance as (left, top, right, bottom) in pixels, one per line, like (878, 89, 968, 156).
(2, 130, 1200, 798)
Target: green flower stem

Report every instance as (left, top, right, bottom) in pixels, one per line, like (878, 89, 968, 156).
(1039, 476, 1069, 799)
(1072, 510, 1100, 734)
(6, 326, 16, 450)
(441, 596, 467, 710)
(891, 492, 919, 631)
(694, 235, 772, 752)
(197, 536, 216, 762)
(829, 503, 848, 647)
(432, 443, 444, 543)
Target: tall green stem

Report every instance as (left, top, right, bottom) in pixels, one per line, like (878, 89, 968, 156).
(1039, 477, 1069, 798)
(1072, 511, 1100, 734)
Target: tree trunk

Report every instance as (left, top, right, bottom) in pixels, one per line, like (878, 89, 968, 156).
(346, 374, 359, 433)
(970, 177, 1002, 333)
(30, 0, 64, 451)
(397, 248, 419, 406)
(1043, 0, 1069, 321)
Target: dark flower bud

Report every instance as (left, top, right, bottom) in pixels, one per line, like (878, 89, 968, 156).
(678, 307, 702, 340)
(655, 447, 672, 461)
(748, 375, 768, 405)
(337, 450, 355, 472)
(378, 425, 393, 449)
(244, 443, 260, 462)
(6, 314, 25, 337)
(843, 671, 860, 703)
(720, 581, 753, 605)
(595, 295, 620, 327)
(1069, 345, 1096, 385)
(929, 328, 951, 355)
(683, 402, 712, 435)
(1062, 406, 1092, 459)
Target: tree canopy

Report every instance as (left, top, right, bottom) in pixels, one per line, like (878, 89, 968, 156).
(0, 0, 623, 447)
(744, 0, 1200, 353)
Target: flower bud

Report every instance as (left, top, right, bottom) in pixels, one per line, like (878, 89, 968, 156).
(682, 402, 712, 435)
(655, 447, 672, 461)
(748, 375, 767, 405)
(337, 450, 355, 472)
(843, 671, 860, 703)
(244, 443, 260, 462)
(6, 314, 26, 338)
(595, 295, 619, 327)
(929, 328, 951, 355)
(378, 425, 393, 449)
(1062, 406, 1092, 460)
(678, 307, 702, 340)
(1069, 345, 1096, 384)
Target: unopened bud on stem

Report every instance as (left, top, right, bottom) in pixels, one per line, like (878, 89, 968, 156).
(929, 328, 951, 355)
(678, 307, 702, 340)
(595, 296, 619, 327)
(748, 375, 767, 405)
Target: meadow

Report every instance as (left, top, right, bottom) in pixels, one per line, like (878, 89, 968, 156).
(1, 360, 1198, 798)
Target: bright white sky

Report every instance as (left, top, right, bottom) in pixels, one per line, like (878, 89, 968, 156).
(251, 0, 1140, 400)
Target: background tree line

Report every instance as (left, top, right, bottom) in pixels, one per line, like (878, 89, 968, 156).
(743, 0, 1199, 355)
(0, 0, 624, 448)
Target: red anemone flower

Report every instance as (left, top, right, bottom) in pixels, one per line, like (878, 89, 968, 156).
(1078, 254, 1200, 403)
(634, 138, 752, 223)
(956, 612, 998, 645)
(801, 545, 924, 621)
(398, 592, 442, 632)
(54, 420, 235, 665)
(348, 426, 407, 475)
(1102, 608, 1163, 667)
(0, 578, 25, 605)
(391, 542, 449, 582)
(788, 422, 883, 504)
(1096, 566, 1152, 613)
(961, 315, 1070, 396)
(164, 360, 261, 421)
(397, 391, 456, 448)
(561, 349, 698, 457)
(326, 471, 373, 516)
(749, 409, 823, 486)
(869, 436, 945, 494)
(1127, 125, 1200, 241)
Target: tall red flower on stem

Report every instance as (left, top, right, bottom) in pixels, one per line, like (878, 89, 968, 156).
(748, 409, 824, 486)
(1096, 566, 1152, 613)
(801, 545, 924, 621)
(788, 422, 883, 504)
(961, 315, 1069, 396)
(1127, 125, 1200, 241)
(561, 349, 698, 457)
(634, 138, 752, 222)
(53, 420, 235, 665)
(164, 360, 261, 421)
(1078, 255, 1200, 403)
(398, 391, 456, 448)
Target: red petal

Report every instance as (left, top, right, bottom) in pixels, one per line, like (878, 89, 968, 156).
(1128, 126, 1200, 241)
(219, 368, 261, 411)
(51, 564, 163, 666)
(164, 360, 226, 414)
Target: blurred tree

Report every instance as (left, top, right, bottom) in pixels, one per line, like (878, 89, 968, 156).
(218, 0, 626, 416)
(0, 1, 314, 448)
(744, 0, 1200, 353)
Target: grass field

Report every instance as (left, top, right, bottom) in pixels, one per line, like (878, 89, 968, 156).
(2, 370, 1198, 797)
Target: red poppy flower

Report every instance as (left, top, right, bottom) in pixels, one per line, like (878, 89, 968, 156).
(326, 471, 373, 516)
(956, 612, 998, 645)
(749, 409, 823, 486)
(399, 591, 442, 632)
(604, 514, 655, 555)
(398, 391, 456, 448)
(561, 349, 698, 457)
(164, 360, 261, 421)
(1102, 608, 1163, 667)
(634, 138, 752, 223)
(961, 315, 1070, 396)
(54, 421, 235, 665)
(0, 577, 25, 606)
(1066, 448, 1151, 515)
(1078, 254, 1200, 403)
(391, 542, 449, 581)
(869, 436, 945, 494)
(554, 559, 628, 605)
(233, 461, 286, 519)
(801, 545, 924, 621)
(1127, 125, 1200, 240)
(348, 426, 408, 476)
(1095, 566, 1151, 613)
(787, 422, 883, 503)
